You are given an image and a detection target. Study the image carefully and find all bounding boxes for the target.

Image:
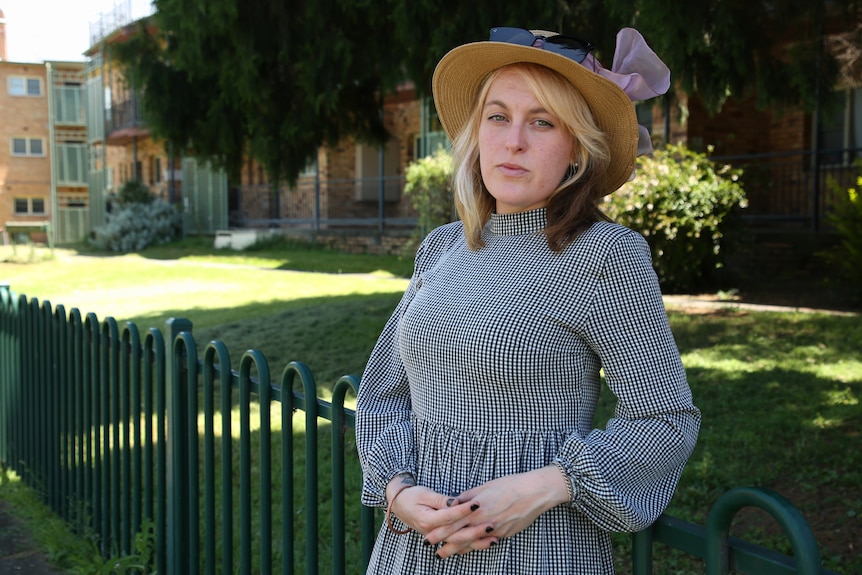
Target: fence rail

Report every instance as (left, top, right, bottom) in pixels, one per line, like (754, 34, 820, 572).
(0, 284, 839, 574)
(713, 148, 862, 231)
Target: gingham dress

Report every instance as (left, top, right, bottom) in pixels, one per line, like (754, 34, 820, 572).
(355, 208, 700, 574)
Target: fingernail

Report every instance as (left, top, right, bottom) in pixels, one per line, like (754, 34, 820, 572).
(490, 540, 498, 547)
(423, 538, 431, 546)
(485, 526, 494, 533)
(446, 498, 455, 507)
(435, 553, 442, 560)
(470, 503, 479, 511)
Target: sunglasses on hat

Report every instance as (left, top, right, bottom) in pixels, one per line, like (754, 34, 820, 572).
(489, 27, 594, 64)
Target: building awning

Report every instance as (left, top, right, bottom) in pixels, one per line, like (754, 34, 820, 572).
(106, 125, 151, 146)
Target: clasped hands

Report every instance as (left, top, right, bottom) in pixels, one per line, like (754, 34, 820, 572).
(386, 465, 568, 559)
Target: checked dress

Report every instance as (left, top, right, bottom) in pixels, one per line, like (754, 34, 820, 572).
(355, 208, 701, 574)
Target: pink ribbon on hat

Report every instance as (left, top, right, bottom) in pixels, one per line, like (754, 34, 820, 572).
(581, 28, 670, 156)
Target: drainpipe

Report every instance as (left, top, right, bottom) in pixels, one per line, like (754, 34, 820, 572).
(378, 144, 385, 235)
(314, 151, 320, 232)
(168, 141, 175, 205)
(46, 62, 58, 245)
(100, 42, 109, 228)
(811, 15, 825, 232)
(664, 94, 671, 145)
(133, 136, 139, 181)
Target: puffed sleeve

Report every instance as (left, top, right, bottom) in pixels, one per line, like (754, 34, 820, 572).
(555, 228, 701, 532)
(355, 222, 464, 508)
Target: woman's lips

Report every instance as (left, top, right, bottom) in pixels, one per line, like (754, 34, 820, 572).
(498, 163, 528, 176)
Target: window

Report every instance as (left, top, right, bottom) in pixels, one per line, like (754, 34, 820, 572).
(355, 140, 401, 202)
(153, 157, 162, 183)
(818, 87, 862, 165)
(8, 76, 43, 96)
(57, 143, 88, 184)
(13, 197, 46, 215)
(11, 137, 46, 157)
(635, 102, 655, 134)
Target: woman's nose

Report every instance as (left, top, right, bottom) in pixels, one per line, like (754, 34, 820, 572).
(505, 123, 526, 152)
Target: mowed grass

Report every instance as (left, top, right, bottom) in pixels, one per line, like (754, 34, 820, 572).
(1, 238, 860, 574)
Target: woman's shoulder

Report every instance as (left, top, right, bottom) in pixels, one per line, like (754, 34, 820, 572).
(577, 221, 647, 251)
(412, 221, 466, 270)
(425, 220, 465, 242)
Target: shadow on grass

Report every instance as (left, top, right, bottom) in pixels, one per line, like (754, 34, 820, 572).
(60, 236, 416, 279)
(122, 292, 404, 390)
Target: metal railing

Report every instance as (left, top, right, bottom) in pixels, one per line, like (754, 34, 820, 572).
(237, 177, 417, 234)
(0, 284, 839, 575)
(713, 148, 862, 231)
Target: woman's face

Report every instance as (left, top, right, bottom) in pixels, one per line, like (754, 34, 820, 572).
(478, 68, 574, 214)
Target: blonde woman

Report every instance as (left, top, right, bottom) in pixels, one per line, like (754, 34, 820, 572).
(356, 26, 700, 574)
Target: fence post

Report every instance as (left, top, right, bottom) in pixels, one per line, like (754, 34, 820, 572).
(705, 486, 822, 575)
(0, 283, 12, 466)
(165, 317, 194, 575)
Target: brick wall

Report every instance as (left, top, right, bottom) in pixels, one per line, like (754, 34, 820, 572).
(675, 92, 809, 157)
(0, 62, 51, 228)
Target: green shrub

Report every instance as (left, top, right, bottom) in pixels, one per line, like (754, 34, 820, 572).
(402, 148, 455, 254)
(821, 172, 862, 301)
(91, 181, 182, 252)
(116, 179, 154, 205)
(602, 144, 748, 292)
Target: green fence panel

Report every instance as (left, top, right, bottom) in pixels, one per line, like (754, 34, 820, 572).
(0, 286, 841, 575)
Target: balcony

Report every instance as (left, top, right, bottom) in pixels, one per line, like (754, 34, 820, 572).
(52, 86, 86, 126)
(105, 96, 149, 145)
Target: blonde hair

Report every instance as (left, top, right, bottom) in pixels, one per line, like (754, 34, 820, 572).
(451, 62, 611, 251)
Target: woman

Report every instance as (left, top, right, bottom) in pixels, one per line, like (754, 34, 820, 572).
(355, 26, 700, 574)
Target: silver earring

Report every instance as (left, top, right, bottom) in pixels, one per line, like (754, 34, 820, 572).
(565, 162, 579, 180)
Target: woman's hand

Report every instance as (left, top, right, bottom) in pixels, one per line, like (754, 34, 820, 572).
(386, 474, 482, 537)
(428, 465, 570, 559)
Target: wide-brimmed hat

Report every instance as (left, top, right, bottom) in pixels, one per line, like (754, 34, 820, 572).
(432, 28, 661, 195)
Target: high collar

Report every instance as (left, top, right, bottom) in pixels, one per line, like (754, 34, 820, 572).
(487, 208, 547, 236)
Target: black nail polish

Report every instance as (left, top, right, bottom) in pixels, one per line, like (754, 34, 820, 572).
(485, 526, 494, 533)
(446, 498, 455, 507)
(435, 553, 442, 560)
(470, 503, 479, 511)
(423, 538, 431, 546)
(490, 540, 498, 547)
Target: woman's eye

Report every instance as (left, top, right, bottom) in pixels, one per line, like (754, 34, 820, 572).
(488, 113, 507, 122)
(535, 119, 553, 128)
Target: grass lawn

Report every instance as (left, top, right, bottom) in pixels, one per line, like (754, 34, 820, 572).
(1, 238, 860, 574)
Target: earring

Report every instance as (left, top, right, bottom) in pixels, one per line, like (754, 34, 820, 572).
(565, 162, 580, 180)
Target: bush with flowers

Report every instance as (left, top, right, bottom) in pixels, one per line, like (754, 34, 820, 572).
(402, 147, 455, 255)
(820, 171, 862, 302)
(602, 144, 748, 293)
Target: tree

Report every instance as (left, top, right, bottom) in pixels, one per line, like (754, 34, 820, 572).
(112, 0, 405, 186)
(112, 0, 862, 190)
(389, 0, 862, 114)
(603, 0, 862, 113)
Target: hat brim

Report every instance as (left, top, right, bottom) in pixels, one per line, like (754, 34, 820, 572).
(432, 41, 638, 195)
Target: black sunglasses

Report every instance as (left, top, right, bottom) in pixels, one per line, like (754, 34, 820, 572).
(489, 27, 594, 64)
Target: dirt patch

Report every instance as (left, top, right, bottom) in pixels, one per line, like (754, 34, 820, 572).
(0, 501, 61, 574)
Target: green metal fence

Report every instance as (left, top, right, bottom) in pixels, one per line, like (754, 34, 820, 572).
(0, 284, 839, 575)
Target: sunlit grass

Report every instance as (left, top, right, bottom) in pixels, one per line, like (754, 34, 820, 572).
(1, 240, 860, 574)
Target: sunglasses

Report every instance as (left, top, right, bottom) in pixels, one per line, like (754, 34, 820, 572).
(489, 27, 594, 64)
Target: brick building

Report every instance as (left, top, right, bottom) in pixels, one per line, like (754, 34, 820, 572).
(0, 7, 88, 245)
(5, 0, 859, 257)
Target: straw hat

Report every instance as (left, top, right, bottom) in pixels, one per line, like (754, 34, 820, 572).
(432, 30, 639, 195)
